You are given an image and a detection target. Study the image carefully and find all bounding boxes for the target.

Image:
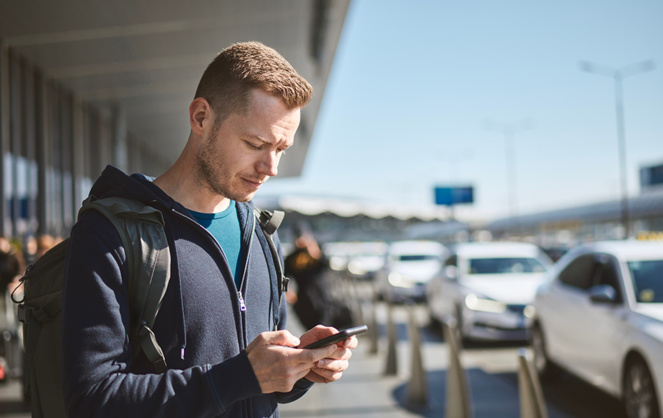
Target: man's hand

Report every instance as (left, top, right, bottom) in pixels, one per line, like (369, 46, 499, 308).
(246, 330, 338, 394)
(298, 325, 358, 384)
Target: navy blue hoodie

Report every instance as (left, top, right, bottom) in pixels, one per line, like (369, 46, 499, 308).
(61, 165, 312, 417)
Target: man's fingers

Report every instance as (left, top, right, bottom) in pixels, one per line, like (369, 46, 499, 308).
(311, 362, 346, 382)
(322, 346, 352, 362)
(248, 330, 300, 351)
(316, 358, 349, 372)
(340, 335, 358, 349)
(300, 343, 339, 363)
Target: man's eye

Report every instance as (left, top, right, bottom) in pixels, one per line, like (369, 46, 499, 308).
(246, 142, 262, 150)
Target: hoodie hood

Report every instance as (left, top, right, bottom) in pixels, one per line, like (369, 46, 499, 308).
(89, 165, 172, 209)
(88, 165, 258, 218)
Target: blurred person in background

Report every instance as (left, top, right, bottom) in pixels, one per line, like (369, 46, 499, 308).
(0, 237, 24, 297)
(284, 228, 354, 330)
(1, 236, 24, 380)
(0, 238, 22, 296)
(36, 234, 56, 259)
(23, 234, 38, 266)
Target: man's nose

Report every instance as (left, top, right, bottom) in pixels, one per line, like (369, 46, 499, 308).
(258, 151, 279, 177)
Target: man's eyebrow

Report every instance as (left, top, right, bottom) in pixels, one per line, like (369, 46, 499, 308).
(253, 135, 292, 148)
(254, 136, 273, 144)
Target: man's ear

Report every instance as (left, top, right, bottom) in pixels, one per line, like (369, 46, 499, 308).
(189, 97, 214, 136)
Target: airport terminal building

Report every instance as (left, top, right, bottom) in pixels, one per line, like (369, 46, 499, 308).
(0, 0, 351, 240)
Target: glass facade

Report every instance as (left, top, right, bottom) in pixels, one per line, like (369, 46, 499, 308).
(0, 45, 164, 241)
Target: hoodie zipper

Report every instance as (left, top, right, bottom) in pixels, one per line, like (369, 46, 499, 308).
(171, 208, 253, 350)
(236, 218, 256, 347)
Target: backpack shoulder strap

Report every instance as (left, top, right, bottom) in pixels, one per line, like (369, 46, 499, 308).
(79, 196, 170, 373)
(253, 208, 289, 330)
(253, 208, 287, 293)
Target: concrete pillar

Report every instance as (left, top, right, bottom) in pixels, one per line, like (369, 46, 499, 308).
(0, 43, 11, 237)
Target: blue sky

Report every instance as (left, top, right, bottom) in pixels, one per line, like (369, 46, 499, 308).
(261, 0, 663, 221)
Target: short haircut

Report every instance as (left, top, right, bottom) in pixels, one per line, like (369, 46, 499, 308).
(194, 41, 313, 124)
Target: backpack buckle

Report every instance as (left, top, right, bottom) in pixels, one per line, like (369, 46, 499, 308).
(17, 304, 30, 324)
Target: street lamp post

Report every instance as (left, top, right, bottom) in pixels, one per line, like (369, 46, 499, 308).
(580, 59, 656, 239)
(484, 119, 532, 237)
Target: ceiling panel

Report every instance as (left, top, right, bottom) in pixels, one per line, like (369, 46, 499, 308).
(0, 0, 351, 177)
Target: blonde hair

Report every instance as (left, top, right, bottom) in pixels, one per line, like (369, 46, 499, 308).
(194, 41, 313, 123)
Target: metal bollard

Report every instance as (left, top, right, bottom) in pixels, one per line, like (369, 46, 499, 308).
(443, 316, 471, 418)
(405, 305, 428, 407)
(384, 299, 398, 376)
(350, 276, 363, 327)
(368, 285, 379, 355)
(518, 348, 548, 418)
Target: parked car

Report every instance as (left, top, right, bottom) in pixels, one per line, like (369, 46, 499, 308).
(531, 240, 663, 418)
(346, 241, 388, 281)
(322, 241, 357, 272)
(427, 241, 552, 342)
(375, 240, 447, 303)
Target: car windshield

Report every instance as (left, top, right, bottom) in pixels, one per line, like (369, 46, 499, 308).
(628, 260, 663, 303)
(397, 254, 440, 262)
(469, 257, 547, 274)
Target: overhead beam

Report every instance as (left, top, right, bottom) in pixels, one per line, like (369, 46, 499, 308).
(4, 11, 297, 47)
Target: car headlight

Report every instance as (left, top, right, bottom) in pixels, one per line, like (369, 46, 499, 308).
(464, 294, 507, 313)
(523, 305, 536, 318)
(347, 261, 367, 276)
(388, 272, 415, 288)
(329, 256, 346, 271)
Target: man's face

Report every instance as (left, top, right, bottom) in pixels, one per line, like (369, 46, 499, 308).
(196, 88, 300, 202)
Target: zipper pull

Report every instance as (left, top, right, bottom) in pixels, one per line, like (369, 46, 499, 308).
(238, 291, 247, 312)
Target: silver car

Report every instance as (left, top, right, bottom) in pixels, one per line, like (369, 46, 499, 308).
(375, 240, 447, 303)
(532, 240, 663, 418)
(427, 241, 552, 342)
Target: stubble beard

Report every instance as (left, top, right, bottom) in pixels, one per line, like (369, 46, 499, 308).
(195, 129, 254, 203)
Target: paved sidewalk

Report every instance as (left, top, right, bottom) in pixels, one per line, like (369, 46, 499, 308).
(279, 303, 422, 418)
(279, 344, 419, 418)
(279, 301, 628, 418)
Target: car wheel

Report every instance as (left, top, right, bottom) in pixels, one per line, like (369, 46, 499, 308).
(623, 356, 660, 418)
(531, 323, 559, 380)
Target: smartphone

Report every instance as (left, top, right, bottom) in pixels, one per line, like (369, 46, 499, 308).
(302, 325, 368, 349)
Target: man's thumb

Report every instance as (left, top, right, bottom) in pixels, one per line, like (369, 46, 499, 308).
(264, 330, 300, 348)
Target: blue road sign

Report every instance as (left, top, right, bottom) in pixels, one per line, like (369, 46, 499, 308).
(434, 186, 474, 206)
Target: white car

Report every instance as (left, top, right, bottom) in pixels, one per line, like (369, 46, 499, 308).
(346, 241, 388, 281)
(375, 240, 447, 303)
(532, 240, 663, 418)
(427, 241, 552, 342)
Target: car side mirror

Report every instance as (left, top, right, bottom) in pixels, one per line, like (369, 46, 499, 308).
(588, 284, 617, 304)
(444, 265, 458, 280)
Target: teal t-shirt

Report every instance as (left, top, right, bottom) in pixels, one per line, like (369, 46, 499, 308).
(189, 201, 243, 288)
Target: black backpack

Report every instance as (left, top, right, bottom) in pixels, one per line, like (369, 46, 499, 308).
(12, 196, 285, 418)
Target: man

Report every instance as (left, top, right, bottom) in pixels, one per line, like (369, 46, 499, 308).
(61, 41, 357, 417)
